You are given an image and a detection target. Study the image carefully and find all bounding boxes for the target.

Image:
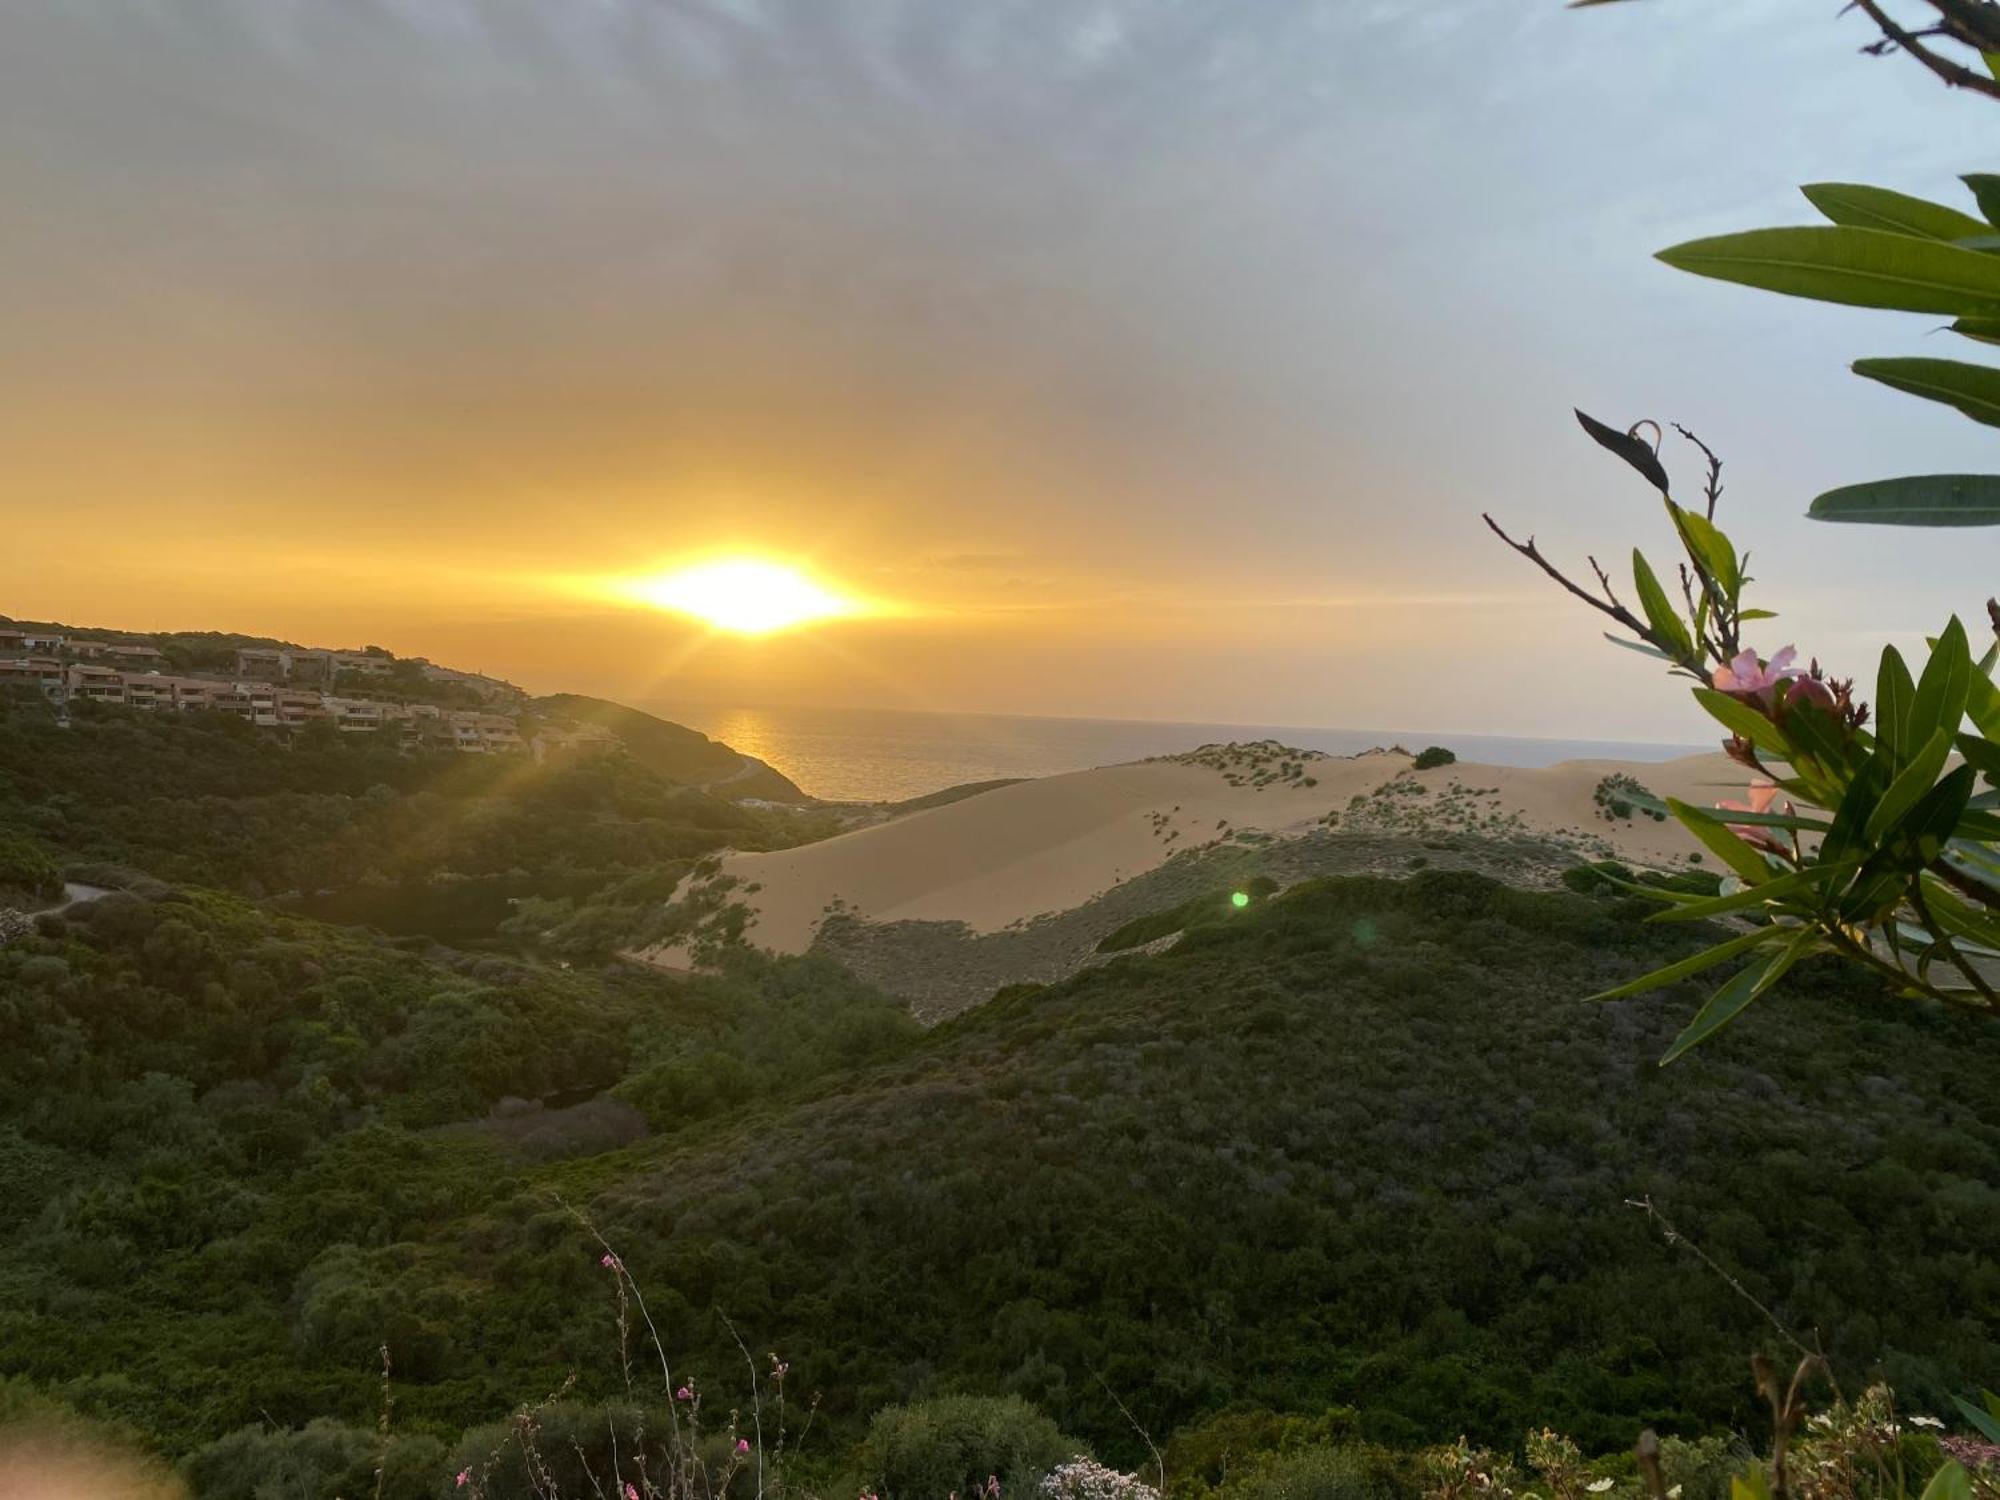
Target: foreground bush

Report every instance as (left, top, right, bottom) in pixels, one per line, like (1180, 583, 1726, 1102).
(859, 1395, 1078, 1500)
(184, 1417, 447, 1500)
(1213, 1445, 1414, 1500)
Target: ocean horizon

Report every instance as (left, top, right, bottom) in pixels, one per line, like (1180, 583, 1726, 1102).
(645, 699, 1712, 803)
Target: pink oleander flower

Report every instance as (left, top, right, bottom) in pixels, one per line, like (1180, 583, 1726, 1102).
(1717, 778, 1786, 849)
(600, 1253, 619, 1270)
(626, 1484, 641, 1500)
(676, 1385, 692, 1400)
(456, 1471, 471, 1490)
(736, 1438, 752, 1454)
(1712, 646, 1799, 700)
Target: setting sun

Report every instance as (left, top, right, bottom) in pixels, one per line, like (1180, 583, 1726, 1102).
(620, 559, 863, 635)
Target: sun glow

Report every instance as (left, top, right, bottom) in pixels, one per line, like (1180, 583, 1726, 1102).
(620, 558, 864, 635)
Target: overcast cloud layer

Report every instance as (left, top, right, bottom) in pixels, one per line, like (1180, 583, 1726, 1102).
(0, 1, 1989, 737)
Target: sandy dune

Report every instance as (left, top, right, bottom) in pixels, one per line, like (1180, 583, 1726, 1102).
(641, 745, 1752, 965)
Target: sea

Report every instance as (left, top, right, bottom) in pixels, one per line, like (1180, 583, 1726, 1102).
(646, 701, 1710, 804)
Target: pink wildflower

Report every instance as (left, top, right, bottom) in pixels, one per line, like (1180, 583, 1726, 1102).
(457, 1471, 471, 1490)
(676, 1386, 692, 1401)
(987, 1476, 1001, 1498)
(626, 1484, 641, 1500)
(736, 1438, 752, 1454)
(600, 1253, 619, 1270)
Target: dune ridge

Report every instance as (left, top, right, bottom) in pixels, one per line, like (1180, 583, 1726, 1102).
(638, 745, 1747, 987)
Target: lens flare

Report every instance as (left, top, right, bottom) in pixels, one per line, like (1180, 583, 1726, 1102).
(620, 559, 863, 635)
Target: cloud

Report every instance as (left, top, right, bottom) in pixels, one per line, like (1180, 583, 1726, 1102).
(0, 0, 1991, 735)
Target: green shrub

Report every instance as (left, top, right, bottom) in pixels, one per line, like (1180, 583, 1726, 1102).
(1214, 1445, 1416, 1500)
(1657, 1435, 1750, 1500)
(1097, 878, 1280, 953)
(858, 1395, 1077, 1500)
(0, 827, 61, 903)
(1165, 1407, 1361, 1492)
(1412, 747, 1455, 770)
(450, 1401, 687, 1500)
(1560, 861, 1636, 895)
(183, 1418, 447, 1500)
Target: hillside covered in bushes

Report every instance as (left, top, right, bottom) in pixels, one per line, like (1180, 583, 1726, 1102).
(2, 863, 1994, 1493)
(0, 690, 831, 953)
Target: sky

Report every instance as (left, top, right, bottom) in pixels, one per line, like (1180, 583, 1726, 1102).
(0, 0, 1991, 740)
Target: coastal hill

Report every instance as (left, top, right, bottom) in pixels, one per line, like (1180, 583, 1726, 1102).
(640, 742, 1740, 1014)
(533, 692, 805, 802)
(3, 657, 1998, 1496)
(0, 637, 815, 950)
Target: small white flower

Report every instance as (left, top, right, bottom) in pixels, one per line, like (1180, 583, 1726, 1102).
(1667, 1487, 1683, 1498)
(1910, 1417, 1945, 1430)
(1586, 1480, 1615, 1493)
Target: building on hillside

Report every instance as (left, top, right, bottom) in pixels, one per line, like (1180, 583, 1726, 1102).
(466, 713, 526, 752)
(121, 675, 173, 710)
(235, 648, 289, 681)
(197, 683, 256, 715)
(0, 630, 65, 655)
(416, 661, 524, 705)
(66, 665, 126, 705)
(0, 652, 527, 753)
(326, 697, 395, 732)
(102, 643, 165, 669)
(401, 704, 525, 752)
(276, 692, 328, 725)
(0, 658, 67, 700)
(114, 673, 227, 711)
(286, 650, 337, 686)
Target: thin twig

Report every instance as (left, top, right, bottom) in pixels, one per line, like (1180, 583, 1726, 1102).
(1484, 514, 1654, 640)
(1090, 1369, 1166, 1495)
(556, 1197, 686, 1457)
(375, 1344, 393, 1500)
(1626, 1196, 1821, 1367)
(1673, 424, 1724, 523)
(718, 1310, 766, 1500)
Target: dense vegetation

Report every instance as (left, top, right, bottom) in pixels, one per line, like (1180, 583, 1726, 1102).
(4, 864, 1994, 1494)
(0, 691, 828, 952)
(0, 883, 919, 1470)
(1094, 876, 1278, 951)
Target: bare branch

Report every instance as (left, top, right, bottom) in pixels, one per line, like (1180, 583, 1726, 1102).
(1850, 0, 2000, 100)
(1672, 423, 1724, 522)
(1587, 554, 1629, 613)
(1483, 513, 1654, 640)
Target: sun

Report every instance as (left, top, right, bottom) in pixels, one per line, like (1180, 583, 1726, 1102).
(621, 558, 863, 635)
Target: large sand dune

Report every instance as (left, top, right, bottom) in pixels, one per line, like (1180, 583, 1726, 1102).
(640, 745, 1749, 978)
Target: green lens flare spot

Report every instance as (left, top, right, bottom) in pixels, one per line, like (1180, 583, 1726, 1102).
(1231, 891, 1251, 909)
